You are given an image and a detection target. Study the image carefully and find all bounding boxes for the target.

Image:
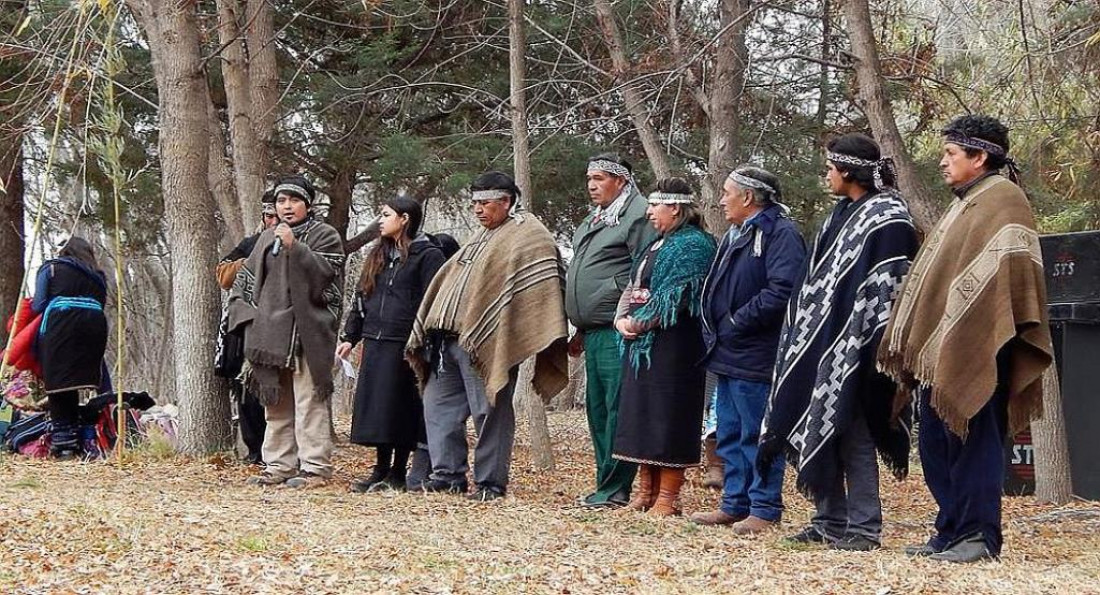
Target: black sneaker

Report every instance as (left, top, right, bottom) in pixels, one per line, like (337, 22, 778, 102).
(49, 425, 81, 459)
(784, 525, 827, 544)
(51, 447, 82, 461)
(422, 478, 468, 494)
(350, 466, 389, 493)
(829, 534, 881, 551)
(467, 484, 506, 502)
(578, 487, 630, 509)
(367, 470, 408, 493)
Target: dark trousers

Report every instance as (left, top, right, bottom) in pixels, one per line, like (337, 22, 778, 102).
(811, 408, 883, 542)
(47, 390, 80, 425)
(716, 375, 784, 521)
(584, 327, 636, 500)
(919, 385, 1008, 555)
(47, 390, 81, 449)
(374, 445, 412, 478)
(236, 384, 267, 464)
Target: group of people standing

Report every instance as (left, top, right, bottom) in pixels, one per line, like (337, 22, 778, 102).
(211, 113, 1050, 563)
(219, 171, 569, 500)
(560, 113, 1051, 565)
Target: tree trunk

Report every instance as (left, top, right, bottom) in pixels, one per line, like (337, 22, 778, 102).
(550, 355, 586, 411)
(0, 132, 24, 335)
(702, 0, 750, 233)
(206, 90, 245, 246)
(842, 0, 940, 233)
(324, 163, 355, 243)
(509, 0, 532, 198)
(516, 359, 555, 470)
(593, 0, 671, 179)
(0, 0, 27, 334)
(510, 0, 553, 470)
(1033, 365, 1074, 504)
(214, 0, 264, 228)
(128, 0, 232, 452)
(246, 0, 278, 184)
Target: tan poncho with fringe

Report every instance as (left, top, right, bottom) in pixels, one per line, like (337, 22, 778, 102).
(878, 174, 1053, 438)
(406, 214, 569, 405)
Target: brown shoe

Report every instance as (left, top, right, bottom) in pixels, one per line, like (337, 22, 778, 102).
(689, 509, 744, 526)
(702, 436, 723, 490)
(624, 464, 659, 511)
(647, 468, 685, 517)
(247, 471, 290, 486)
(731, 515, 777, 535)
(284, 471, 330, 489)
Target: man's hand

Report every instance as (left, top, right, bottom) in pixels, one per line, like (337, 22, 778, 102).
(567, 331, 585, 357)
(335, 341, 353, 360)
(274, 223, 295, 249)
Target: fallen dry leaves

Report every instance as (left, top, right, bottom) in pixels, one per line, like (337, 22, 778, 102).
(1, 411, 1099, 594)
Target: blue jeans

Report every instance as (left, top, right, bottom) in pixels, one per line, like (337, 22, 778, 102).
(716, 375, 784, 521)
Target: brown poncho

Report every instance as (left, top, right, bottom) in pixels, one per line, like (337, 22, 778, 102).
(878, 175, 1053, 437)
(228, 218, 345, 405)
(406, 214, 569, 405)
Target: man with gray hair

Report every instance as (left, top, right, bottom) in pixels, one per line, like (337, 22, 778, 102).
(689, 166, 806, 533)
(567, 153, 656, 508)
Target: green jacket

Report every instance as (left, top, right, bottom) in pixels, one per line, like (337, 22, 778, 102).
(565, 188, 656, 330)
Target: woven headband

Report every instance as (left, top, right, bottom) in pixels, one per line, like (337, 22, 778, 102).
(275, 183, 312, 204)
(587, 159, 632, 180)
(826, 151, 896, 191)
(943, 131, 1023, 186)
(727, 170, 777, 196)
(471, 189, 511, 202)
(647, 192, 695, 205)
(944, 132, 1006, 157)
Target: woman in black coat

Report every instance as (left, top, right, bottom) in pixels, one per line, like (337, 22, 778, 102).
(31, 236, 109, 458)
(336, 197, 446, 491)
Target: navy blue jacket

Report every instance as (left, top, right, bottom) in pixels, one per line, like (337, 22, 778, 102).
(701, 204, 807, 382)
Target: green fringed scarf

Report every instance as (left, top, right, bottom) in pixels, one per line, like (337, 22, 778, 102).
(621, 224, 717, 370)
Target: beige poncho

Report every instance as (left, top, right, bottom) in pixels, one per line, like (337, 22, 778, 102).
(406, 214, 569, 405)
(878, 175, 1053, 437)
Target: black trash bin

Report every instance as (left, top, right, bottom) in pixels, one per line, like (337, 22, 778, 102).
(1031, 231, 1100, 501)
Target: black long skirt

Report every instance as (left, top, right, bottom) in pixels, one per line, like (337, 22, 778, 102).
(39, 308, 108, 394)
(349, 338, 424, 448)
(612, 316, 706, 467)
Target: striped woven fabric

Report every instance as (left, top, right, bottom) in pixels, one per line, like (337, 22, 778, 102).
(407, 214, 569, 405)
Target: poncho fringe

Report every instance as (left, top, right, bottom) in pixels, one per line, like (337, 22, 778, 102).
(619, 225, 716, 371)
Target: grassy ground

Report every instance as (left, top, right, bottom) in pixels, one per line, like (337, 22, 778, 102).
(1, 411, 1098, 594)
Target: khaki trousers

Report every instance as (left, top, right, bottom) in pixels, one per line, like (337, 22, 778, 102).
(262, 357, 334, 479)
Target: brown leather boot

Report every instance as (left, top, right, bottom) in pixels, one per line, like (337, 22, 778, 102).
(624, 464, 657, 511)
(702, 436, 723, 490)
(731, 515, 778, 535)
(689, 509, 744, 526)
(648, 467, 685, 517)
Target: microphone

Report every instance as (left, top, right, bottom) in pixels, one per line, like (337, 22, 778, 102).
(272, 222, 288, 256)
